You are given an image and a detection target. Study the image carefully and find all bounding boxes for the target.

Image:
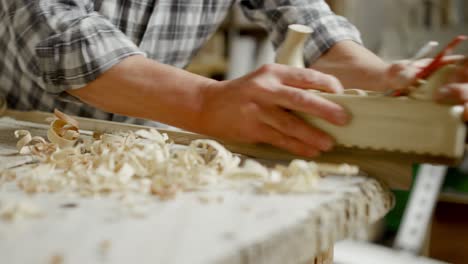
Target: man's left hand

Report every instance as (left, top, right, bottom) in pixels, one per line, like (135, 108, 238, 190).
(434, 60, 468, 120)
(385, 57, 468, 120)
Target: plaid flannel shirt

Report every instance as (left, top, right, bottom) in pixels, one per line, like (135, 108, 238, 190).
(0, 0, 361, 125)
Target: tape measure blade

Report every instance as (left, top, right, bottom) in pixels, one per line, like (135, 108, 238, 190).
(393, 164, 447, 254)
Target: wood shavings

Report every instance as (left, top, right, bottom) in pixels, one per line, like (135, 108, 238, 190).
(226, 159, 356, 194)
(225, 159, 270, 179)
(54, 109, 79, 128)
(0, 200, 43, 222)
(260, 160, 321, 193)
(92, 131, 104, 140)
(4, 109, 360, 200)
(14, 130, 51, 155)
(14, 130, 32, 153)
(316, 163, 359, 176)
(39, 109, 81, 149)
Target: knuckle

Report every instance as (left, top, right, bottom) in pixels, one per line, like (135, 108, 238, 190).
(322, 73, 342, 88)
(245, 74, 268, 87)
(298, 70, 317, 84)
(257, 63, 277, 74)
(249, 79, 278, 95)
(242, 102, 260, 114)
(304, 68, 320, 79)
(327, 74, 341, 84)
(272, 66, 338, 89)
(390, 63, 407, 72)
(387, 63, 408, 79)
(249, 79, 267, 90)
(288, 90, 309, 105)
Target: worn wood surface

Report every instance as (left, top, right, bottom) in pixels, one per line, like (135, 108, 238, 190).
(0, 116, 394, 264)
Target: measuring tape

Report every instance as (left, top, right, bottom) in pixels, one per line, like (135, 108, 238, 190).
(393, 164, 447, 254)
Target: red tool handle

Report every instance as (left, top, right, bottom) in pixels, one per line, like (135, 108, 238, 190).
(416, 35, 468, 79)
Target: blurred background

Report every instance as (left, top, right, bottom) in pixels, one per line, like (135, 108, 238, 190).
(186, 0, 468, 79)
(185, 1, 468, 263)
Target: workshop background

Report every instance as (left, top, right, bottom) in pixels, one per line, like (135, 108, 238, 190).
(186, 0, 468, 263)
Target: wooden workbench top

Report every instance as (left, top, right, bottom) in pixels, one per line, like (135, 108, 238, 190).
(0, 116, 394, 264)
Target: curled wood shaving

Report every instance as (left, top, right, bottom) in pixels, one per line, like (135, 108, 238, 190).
(54, 109, 79, 128)
(14, 130, 32, 152)
(47, 110, 80, 148)
(4, 110, 359, 199)
(261, 160, 321, 193)
(14, 130, 55, 156)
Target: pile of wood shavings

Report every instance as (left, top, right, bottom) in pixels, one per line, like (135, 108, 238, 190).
(0, 110, 359, 199)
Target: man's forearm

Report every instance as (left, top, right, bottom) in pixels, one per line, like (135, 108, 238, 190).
(67, 55, 215, 131)
(310, 40, 389, 91)
(66, 54, 353, 157)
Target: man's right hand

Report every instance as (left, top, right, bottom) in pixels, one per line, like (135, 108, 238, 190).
(69, 57, 349, 157)
(198, 64, 350, 157)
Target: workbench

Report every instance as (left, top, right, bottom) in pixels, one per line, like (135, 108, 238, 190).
(0, 116, 394, 264)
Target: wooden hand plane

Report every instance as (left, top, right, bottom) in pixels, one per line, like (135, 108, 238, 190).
(276, 24, 467, 165)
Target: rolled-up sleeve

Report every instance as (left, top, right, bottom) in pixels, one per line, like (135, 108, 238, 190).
(240, 0, 362, 65)
(9, 0, 145, 93)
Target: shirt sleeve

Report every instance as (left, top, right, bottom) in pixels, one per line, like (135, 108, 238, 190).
(239, 0, 363, 66)
(9, 0, 145, 94)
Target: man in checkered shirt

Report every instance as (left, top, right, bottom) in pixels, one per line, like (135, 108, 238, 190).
(2, 0, 456, 157)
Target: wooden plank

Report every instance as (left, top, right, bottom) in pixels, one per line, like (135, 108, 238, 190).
(0, 176, 393, 264)
(0, 116, 395, 264)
